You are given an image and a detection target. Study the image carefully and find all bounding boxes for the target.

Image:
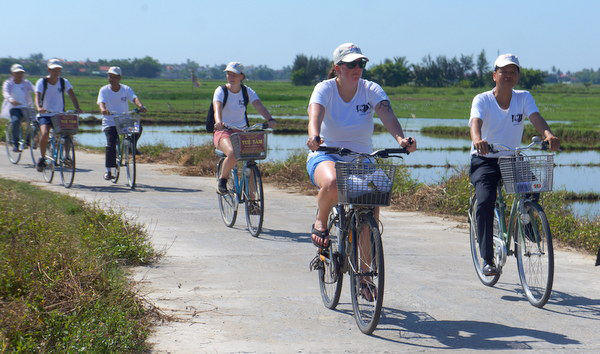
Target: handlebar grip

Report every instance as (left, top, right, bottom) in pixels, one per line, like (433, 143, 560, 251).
(315, 136, 321, 143)
(317, 146, 339, 152)
(541, 141, 549, 151)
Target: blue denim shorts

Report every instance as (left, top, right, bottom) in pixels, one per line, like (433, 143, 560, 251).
(37, 115, 53, 126)
(306, 151, 348, 186)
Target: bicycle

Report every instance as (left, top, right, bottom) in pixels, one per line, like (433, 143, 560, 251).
(468, 136, 555, 308)
(40, 111, 79, 188)
(4, 107, 40, 165)
(215, 123, 271, 237)
(309, 143, 411, 334)
(109, 110, 141, 189)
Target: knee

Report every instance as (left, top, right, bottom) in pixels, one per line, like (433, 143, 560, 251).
(320, 176, 338, 194)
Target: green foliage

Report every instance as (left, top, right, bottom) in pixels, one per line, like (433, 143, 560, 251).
(291, 54, 330, 86)
(366, 57, 410, 87)
(0, 179, 155, 351)
(519, 68, 548, 89)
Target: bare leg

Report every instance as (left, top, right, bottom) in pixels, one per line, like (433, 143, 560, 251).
(312, 161, 338, 246)
(39, 124, 51, 159)
(217, 137, 237, 179)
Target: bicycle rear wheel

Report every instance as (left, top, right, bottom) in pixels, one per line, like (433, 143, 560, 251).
(59, 137, 76, 188)
(216, 158, 238, 227)
(515, 200, 554, 308)
(124, 137, 136, 189)
(29, 123, 41, 166)
(5, 122, 22, 164)
(349, 213, 384, 335)
(244, 163, 264, 237)
(319, 206, 344, 309)
(469, 197, 501, 286)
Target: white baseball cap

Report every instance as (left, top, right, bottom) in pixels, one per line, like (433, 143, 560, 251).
(107, 66, 122, 76)
(333, 43, 369, 64)
(10, 64, 25, 73)
(47, 58, 63, 69)
(494, 53, 520, 69)
(224, 62, 245, 75)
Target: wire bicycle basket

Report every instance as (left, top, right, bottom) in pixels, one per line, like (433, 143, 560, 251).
(498, 154, 554, 194)
(230, 131, 268, 160)
(113, 115, 141, 134)
(335, 161, 397, 206)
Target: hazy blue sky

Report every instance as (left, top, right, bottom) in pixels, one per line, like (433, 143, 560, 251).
(3, 0, 599, 72)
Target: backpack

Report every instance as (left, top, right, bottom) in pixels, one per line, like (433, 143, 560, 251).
(41, 77, 66, 112)
(206, 84, 249, 133)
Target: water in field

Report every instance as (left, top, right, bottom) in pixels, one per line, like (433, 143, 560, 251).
(75, 117, 600, 218)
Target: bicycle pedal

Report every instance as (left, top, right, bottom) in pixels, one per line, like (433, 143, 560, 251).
(309, 255, 324, 271)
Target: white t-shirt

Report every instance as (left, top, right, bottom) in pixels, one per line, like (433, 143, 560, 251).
(8, 82, 33, 107)
(308, 78, 389, 154)
(213, 85, 259, 129)
(35, 77, 73, 114)
(469, 89, 539, 157)
(97, 84, 138, 130)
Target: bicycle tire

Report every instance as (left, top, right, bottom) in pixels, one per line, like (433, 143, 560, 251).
(59, 137, 76, 188)
(42, 138, 55, 183)
(515, 200, 554, 308)
(244, 163, 264, 237)
(349, 213, 384, 335)
(216, 158, 238, 227)
(469, 197, 501, 286)
(5, 121, 22, 164)
(29, 123, 41, 166)
(124, 137, 136, 189)
(319, 206, 344, 309)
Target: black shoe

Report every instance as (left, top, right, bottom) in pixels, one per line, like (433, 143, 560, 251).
(217, 178, 228, 194)
(103, 172, 112, 181)
(482, 260, 498, 276)
(36, 157, 45, 172)
(12, 146, 20, 152)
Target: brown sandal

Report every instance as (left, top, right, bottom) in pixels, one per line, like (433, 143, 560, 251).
(311, 225, 330, 249)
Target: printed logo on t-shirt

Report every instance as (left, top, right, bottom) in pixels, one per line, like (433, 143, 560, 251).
(121, 97, 127, 102)
(356, 103, 372, 116)
(511, 114, 523, 125)
(238, 99, 245, 107)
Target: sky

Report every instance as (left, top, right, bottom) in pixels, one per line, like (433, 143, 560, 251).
(2, 0, 600, 73)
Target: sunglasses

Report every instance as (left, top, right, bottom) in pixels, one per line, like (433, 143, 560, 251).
(342, 59, 367, 69)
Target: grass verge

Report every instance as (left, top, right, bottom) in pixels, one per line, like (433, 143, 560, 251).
(0, 178, 157, 352)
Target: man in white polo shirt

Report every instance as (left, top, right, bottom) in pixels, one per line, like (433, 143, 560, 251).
(34, 58, 82, 171)
(97, 66, 146, 180)
(469, 53, 560, 275)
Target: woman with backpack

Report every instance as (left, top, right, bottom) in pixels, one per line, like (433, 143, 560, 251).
(212, 62, 276, 194)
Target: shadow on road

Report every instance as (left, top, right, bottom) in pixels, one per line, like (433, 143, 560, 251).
(543, 289, 600, 321)
(73, 183, 201, 194)
(258, 228, 311, 244)
(373, 308, 579, 349)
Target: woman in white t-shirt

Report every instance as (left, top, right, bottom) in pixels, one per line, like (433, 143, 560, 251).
(469, 54, 559, 276)
(213, 62, 276, 194)
(97, 66, 146, 181)
(306, 43, 416, 251)
(1, 64, 35, 152)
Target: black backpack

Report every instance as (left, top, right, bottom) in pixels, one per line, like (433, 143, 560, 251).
(206, 84, 249, 132)
(41, 77, 66, 111)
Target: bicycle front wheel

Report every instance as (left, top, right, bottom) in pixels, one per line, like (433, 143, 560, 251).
(216, 158, 238, 227)
(319, 206, 344, 309)
(29, 123, 41, 166)
(124, 137, 136, 189)
(59, 137, 76, 188)
(244, 163, 264, 237)
(5, 122, 22, 164)
(349, 213, 384, 335)
(469, 197, 501, 286)
(515, 200, 554, 308)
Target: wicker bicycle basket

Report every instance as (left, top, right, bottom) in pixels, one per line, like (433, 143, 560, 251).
(498, 154, 554, 194)
(230, 131, 268, 160)
(113, 115, 141, 134)
(335, 161, 397, 206)
(50, 113, 79, 135)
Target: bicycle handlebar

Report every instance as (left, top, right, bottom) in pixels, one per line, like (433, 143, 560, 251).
(487, 136, 549, 154)
(222, 122, 272, 132)
(317, 137, 413, 157)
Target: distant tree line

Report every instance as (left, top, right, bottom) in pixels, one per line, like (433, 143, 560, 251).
(290, 49, 549, 89)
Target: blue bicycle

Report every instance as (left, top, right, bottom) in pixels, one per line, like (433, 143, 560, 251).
(215, 123, 270, 237)
(41, 112, 79, 188)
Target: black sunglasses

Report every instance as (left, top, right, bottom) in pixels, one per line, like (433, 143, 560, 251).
(342, 59, 367, 69)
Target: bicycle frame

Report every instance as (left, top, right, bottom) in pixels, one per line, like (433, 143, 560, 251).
(230, 160, 256, 204)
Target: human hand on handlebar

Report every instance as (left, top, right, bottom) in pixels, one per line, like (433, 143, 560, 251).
(544, 135, 560, 152)
(401, 137, 417, 152)
(473, 138, 490, 155)
(306, 135, 322, 151)
(214, 121, 225, 131)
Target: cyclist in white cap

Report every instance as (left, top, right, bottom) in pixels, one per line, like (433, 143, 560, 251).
(212, 61, 276, 194)
(1, 64, 35, 152)
(306, 43, 416, 249)
(97, 66, 146, 180)
(34, 59, 82, 172)
(469, 53, 560, 275)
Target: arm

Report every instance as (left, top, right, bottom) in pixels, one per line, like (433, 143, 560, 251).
(470, 117, 490, 155)
(133, 97, 146, 112)
(66, 88, 82, 113)
(375, 100, 416, 151)
(306, 103, 326, 151)
(99, 102, 109, 115)
(35, 91, 46, 113)
(213, 101, 225, 130)
(251, 100, 276, 128)
(529, 112, 560, 151)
